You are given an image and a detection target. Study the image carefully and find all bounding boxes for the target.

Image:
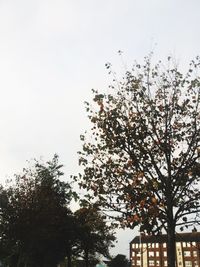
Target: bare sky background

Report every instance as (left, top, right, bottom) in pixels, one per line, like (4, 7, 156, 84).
(0, 0, 200, 258)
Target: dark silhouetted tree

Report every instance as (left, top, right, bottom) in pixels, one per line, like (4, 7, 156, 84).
(74, 204, 115, 267)
(77, 56, 200, 267)
(108, 254, 129, 267)
(0, 155, 76, 267)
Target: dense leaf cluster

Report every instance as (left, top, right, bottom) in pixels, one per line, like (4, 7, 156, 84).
(74, 206, 115, 267)
(0, 155, 115, 267)
(108, 254, 130, 267)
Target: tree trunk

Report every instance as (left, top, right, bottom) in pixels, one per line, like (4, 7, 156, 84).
(85, 251, 89, 267)
(67, 253, 72, 267)
(167, 221, 176, 267)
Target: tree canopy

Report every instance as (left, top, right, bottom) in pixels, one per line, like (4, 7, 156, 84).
(0, 155, 115, 267)
(0, 155, 75, 267)
(74, 204, 116, 267)
(78, 56, 200, 267)
(108, 254, 129, 267)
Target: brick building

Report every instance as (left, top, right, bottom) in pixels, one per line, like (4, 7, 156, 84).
(130, 232, 200, 267)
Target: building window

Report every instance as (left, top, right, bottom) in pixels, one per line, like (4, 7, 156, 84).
(184, 251, 191, 257)
(149, 251, 154, 257)
(163, 251, 167, 257)
(132, 260, 135, 265)
(156, 260, 159, 266)
(192, 242, 196, 246)
(132, 244, 135, 249)
(155, 243, 159, 248)
(136, 260, 140, 266)
(179, 261, 182, 266)
(136, 243, 139, 248)
(185, 261, 192, 267)
(149, 260, 154, 266)
(183, 242, 186, 247)
(186, 242, 191, 247)
(152, 243, 155, 248)
(194, 261, 198, 267)
(164, 261, 167, 266)
(163, 243, 166, 248)
(132, 251, 135, 257)
(193, 251, 197, 257)
(156, 251, 159, 257)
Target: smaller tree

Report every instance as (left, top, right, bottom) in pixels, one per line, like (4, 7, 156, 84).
(108, 254, 129, 267)
(74, 204, 116, 267)
(0, 155, 76, 267)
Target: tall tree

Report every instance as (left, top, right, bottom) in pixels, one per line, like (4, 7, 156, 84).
(74, 204, 115, 267)
(77, 56, 200, 267)
(0, 155, 76, 267)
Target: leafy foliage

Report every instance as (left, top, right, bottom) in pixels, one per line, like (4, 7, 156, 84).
(78, 56, 200, 267)
(74, 204, 116, 267)
(0, 155, 75, 267)
(108, 254, 129, 267)
(0, 155, 115, 267)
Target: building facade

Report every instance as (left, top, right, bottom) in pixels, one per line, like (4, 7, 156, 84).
(130, 232, 200, 267)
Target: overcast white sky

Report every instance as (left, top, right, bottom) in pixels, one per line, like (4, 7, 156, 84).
(0, 0, 200, 258)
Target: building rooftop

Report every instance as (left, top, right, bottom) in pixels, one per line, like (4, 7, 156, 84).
(130, 232, 200, 244)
